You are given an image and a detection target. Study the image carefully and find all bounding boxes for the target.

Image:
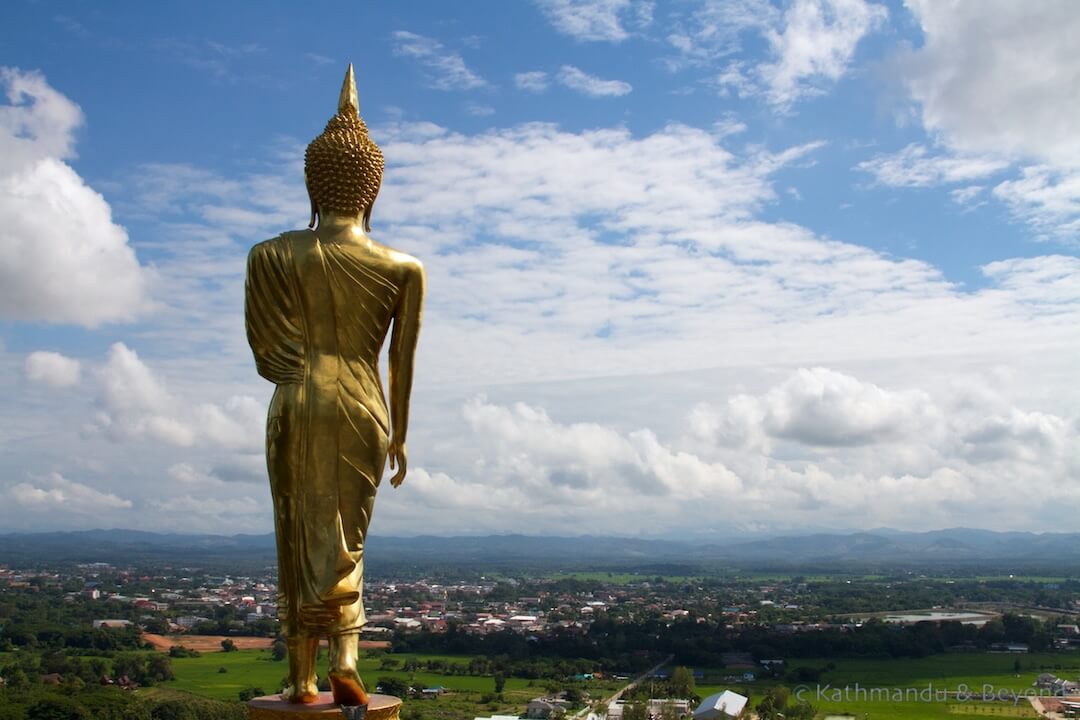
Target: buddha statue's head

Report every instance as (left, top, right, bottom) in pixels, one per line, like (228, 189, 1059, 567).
(304, 64, 384, 232)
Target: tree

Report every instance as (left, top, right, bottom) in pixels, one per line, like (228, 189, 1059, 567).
(238, 687, 266, 702)
(271, 640, 287, 662)
(494, 672, 506, 695)
(169, 646, 200, 659)
(221, 639, 238, 653)
(4, 667, 30, 691)
(147, 654, 175, 682)
(623, 701, 648, 720)
(26, 698, 89, 720)
(671, 666, 696, 699)
(378, 676, 409, 697)
(755, 687, 790, 720)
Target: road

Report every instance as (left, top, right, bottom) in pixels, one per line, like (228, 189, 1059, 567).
(573, 655, 675, 720)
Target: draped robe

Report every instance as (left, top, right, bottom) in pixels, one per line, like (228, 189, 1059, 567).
(245, 230, 401, 636)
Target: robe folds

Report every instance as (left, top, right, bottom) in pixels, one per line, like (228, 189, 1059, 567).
(245, 230, 400, 637)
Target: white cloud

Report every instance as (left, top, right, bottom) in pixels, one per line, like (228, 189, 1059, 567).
(383, 396, 742, 533)
(902, 0, 1080, 169)
(665, 0, 778, 67)
(10, 99, 1077, 534)
(0, 68, 149, 327)
(759, 367, 938, 446)
(536, 0, 653, 42)
(992, 166, 1080, 241)
(714, 62, 756, 97)
(6, 472, 132, 512)
(92, 342, 263, 450)
(556, 65, 632, 96)
(857, 144, 1009, 188)
(515, 71, 550, 93)
(392, 31, 488, 91)
(0, 67, 81, 166)
(950, 185, 985, 207)
(25, 350, 81, 387)
(759, 0, 888, 108)
(665, 0, 886, 107)
(893, 1, 1080, 239)
(980, 254, 1080, 307)
(384, 371, 1079, 534)
(143, 494, 267, 534)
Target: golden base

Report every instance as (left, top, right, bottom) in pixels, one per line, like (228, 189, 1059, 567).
(247, 692, 401, 720)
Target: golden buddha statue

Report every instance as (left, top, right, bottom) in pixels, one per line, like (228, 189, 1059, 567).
(245, 65, 425, 707)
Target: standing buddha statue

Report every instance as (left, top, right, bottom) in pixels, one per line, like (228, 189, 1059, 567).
(244, 64, 425, 707)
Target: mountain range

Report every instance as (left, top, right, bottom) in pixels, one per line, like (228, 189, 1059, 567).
(1, 527, 1078, 573)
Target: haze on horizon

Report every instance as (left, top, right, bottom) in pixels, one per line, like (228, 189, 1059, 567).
(0, 1, 1077, 538)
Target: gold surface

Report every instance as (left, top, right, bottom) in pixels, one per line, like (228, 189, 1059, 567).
(248, 693, 402, 720)
(245, 64, 424, 705)
(305, 64, 384, 232)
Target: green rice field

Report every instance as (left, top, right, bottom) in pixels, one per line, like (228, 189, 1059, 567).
(164, 649, 1080, 719)
(165, 650, 621, 706)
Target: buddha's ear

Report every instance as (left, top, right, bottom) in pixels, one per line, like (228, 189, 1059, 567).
(304, 170, 318, 229)
(363, 199, 375, 233)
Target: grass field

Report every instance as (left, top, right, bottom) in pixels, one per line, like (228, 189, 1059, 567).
(165, 650, 621, 707)
(693, 653, 1080, 719)
(164, 649, 1080, 719)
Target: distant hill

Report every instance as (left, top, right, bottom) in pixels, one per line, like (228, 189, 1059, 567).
(1, 527, 1079, 573)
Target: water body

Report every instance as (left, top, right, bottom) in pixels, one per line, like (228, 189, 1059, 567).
(878, 611, 994, 626)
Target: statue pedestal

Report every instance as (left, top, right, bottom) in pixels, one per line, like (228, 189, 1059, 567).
(248, 693, 401, 720)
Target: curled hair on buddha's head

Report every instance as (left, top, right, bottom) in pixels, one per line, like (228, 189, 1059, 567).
(304, 64, 384, 232)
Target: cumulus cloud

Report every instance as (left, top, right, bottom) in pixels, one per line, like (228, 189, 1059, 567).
(693, 368, 940, 448)
(392, 31, 488, 91)
(902, 0, 1080, 168)
(91, 342, 263, 450)
(25, 350, 81, 387)
(5, 472, 132, 512)
(0, 68, 149, 326)
(536, 0, 653, 42)
(20, 102, 1075, 534)
(761, 368, 936, 446)
(386, 373, 1079, 534)
(882, 2, 1080, 239)
(556, 65, 633, 96)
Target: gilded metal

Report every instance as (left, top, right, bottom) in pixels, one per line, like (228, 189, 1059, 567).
(245, 64, 424, 706)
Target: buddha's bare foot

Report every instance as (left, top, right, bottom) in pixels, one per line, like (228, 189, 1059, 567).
(282, 680, 320, 704)
(329, 669, 369, 705)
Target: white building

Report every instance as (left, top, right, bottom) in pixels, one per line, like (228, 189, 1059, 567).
(692, 691, 747, 720)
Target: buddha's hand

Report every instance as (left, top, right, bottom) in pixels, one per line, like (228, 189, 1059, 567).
(388, 438, 408, 488)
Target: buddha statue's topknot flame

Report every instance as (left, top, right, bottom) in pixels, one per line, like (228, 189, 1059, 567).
(304, 64, 383, 230)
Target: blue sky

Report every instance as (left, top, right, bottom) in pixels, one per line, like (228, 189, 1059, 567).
(1, 0, 1078, 536)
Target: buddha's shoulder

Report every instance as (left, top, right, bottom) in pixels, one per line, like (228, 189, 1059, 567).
(368, 240, 424, 279)
(249, 230, 316, 259)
